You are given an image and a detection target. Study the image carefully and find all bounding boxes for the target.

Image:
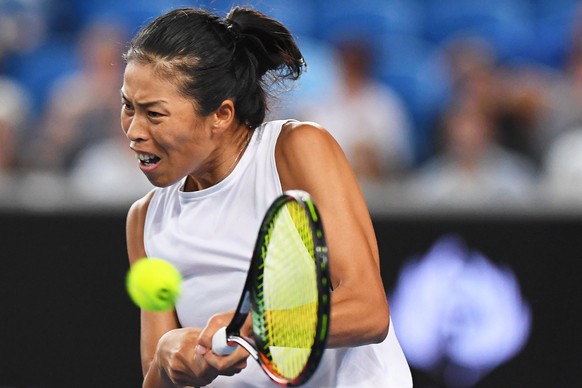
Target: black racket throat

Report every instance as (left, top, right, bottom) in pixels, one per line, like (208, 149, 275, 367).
(226, 289, 251, 333)
(225, 290, 259, 358)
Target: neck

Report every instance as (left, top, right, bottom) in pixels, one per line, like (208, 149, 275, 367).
(185, 126, 253, 191)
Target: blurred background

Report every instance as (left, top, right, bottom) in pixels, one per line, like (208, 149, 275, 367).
(1, 0, 581, 387)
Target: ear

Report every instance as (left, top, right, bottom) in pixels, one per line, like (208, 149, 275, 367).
(211, 99, 236, 134)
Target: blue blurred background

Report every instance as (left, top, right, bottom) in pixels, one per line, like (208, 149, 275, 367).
(2, 0, 582, 209)
(1, 1, 582, 387)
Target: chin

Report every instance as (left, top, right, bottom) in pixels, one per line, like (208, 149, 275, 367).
(145, 174, 181, 188)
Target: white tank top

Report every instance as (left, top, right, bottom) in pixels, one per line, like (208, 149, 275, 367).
(144, 120, 412, 387)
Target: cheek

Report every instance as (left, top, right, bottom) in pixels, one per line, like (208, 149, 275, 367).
(168, 122, 204, 148)
(173, 132, 197, 146)
(156, 130, 198, 159)
(169, 132, 208, 167)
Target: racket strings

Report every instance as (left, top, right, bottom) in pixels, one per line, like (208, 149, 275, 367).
(257, 201, 319, 380)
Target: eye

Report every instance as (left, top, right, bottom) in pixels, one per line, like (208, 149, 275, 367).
(147, 111, 163, 118)
(122, 101, 134, 112)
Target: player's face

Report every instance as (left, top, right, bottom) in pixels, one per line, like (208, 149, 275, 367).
(121, 62, 216, 188)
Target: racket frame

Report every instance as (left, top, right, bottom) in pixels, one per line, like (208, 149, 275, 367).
(216, 190, 331, 386)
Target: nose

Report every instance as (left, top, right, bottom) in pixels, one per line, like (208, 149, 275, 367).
(123, 115, 147, 143)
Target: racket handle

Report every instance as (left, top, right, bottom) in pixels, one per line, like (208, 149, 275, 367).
(211, 326, 238, 355)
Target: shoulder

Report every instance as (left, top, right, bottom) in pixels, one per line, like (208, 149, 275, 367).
(276, 120, 354, 191)
(277, 120, 340, 157)
(279, 120, 332, 140)
(127, 189, 156, 224)
(126, 189, 157, 264)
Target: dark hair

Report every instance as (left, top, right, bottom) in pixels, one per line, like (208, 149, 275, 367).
(124, 7, 305, 128)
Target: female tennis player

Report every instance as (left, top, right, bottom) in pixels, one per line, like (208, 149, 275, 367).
(123, 6, 412, 387)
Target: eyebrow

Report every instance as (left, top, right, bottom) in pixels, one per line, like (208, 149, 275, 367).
(120, 90, 168, 108)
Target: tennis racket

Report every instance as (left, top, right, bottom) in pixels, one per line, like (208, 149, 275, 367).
(211, 189, 331, 386)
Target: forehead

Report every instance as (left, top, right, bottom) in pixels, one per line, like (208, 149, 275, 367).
(122, 61, 185, 102)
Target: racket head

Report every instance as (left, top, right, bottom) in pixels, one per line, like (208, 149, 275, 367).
(250, 190, 331, 386)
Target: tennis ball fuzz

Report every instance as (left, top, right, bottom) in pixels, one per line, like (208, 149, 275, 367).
(126, 257, 182, 312)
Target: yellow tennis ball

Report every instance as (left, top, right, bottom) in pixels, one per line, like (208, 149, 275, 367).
(126, 257, 182, 312)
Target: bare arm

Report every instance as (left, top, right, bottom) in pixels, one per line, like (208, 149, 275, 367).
(126, 191, 181, 387)
(276, 121, 390, 348)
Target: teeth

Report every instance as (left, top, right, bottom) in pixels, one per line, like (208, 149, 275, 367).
(136, 153, 156, 162)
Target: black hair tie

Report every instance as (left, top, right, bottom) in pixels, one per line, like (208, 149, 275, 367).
(225, 19, 241, 42)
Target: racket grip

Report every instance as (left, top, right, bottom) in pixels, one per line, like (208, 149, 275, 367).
(212, 326, 238, 355)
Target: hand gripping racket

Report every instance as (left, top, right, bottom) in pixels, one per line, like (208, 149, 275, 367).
(212, 190, 331, 386)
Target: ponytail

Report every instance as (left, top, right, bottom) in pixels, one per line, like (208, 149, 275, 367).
(225, 7, 304, 80)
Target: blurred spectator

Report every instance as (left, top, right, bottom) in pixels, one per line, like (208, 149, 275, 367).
(0, 0, 46, 63)
(541, 126, 582, 204)
(296, 37, 414, 182)
(527, 50, 582, 161)
(0, 76, 30, 174)
(410, 96, 538, 206)
(440, 35, 499, 108)
(441, 35, 547, 166)
(536, 6, 582, 204)
(423, 35, 499, 161)
(531, 5, 582, 161)
(495, 64, 551, 166)
(23, 20, 126, 172)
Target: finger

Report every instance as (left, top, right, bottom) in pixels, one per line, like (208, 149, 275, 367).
(198, 312, 236, 349)
(228, 359, 248, 374)
(203, 347, 249, 372)
(193, 345, 221, 383)
(220, 356, 248, 374)
(212, 359, 247, 376)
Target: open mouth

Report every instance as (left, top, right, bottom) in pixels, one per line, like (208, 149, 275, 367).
(136, 153, 161, 166)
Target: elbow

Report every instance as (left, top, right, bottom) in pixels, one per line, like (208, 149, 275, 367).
(364, 296, 390, 344)
(369, 306, 390, 344)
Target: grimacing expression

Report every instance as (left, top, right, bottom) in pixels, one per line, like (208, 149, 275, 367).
(121, 62, 218, 188)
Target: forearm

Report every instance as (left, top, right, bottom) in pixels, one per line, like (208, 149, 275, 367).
(143, 358, 175, 388)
